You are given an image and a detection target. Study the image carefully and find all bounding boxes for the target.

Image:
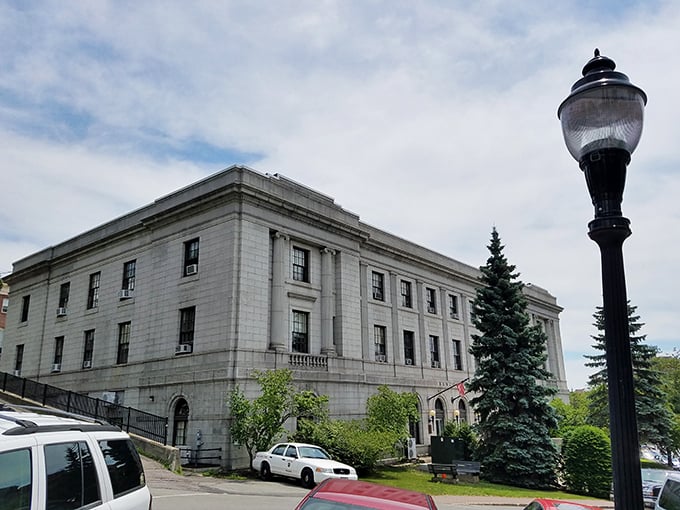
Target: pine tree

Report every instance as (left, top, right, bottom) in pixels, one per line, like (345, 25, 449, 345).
(467, 228, 559, 489)
(585, 303, 674, 452)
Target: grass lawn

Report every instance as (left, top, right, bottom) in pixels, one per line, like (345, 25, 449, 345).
(361, 465, 606, 500)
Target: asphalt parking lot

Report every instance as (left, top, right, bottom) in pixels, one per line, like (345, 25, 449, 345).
(142, 456, 614, 509)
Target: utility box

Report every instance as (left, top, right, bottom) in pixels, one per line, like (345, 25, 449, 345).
(406, 438, 417, 460)
(430, 436, 464, 464)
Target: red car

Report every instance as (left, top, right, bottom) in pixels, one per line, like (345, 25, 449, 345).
(294, 478, 439, 509)
(524, 499, 603, 510)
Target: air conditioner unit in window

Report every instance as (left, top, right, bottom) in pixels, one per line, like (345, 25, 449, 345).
(82, 360, 92, 369)
(56, 307, 67, 317)
(175, 344, 193, 354)
(51, 363, 62, 373)
(376, 354, 386, 363)
(185, 264, 198, 276)
(13, 370, 21, 377)
(405, 358, 413, 365)
(118, 289, 134, 299)
(431, 361, 441, 368)
(101, 391, 117, 404)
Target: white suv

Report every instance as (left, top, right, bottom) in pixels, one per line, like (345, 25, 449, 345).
(0, 405, 152, 509)
(656, 472, 680, 510)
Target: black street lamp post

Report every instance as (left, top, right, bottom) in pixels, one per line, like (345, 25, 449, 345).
(558, 50, 646, 510)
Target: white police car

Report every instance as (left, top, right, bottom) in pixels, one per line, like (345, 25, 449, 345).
(0, 404, 152, 509)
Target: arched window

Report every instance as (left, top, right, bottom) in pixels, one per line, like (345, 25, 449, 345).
(434, 398, 445, 436)
(172, 398, 189, 446)
(458, 400, 468, 424)
(409, 399, 422, 444)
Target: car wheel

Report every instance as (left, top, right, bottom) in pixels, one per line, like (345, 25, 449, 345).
(261, 462, 272, 481)
(301, 468, 315, 489)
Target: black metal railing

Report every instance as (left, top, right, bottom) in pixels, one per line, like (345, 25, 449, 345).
(0, 371, 168, 445)
(180, 447, 222, 467)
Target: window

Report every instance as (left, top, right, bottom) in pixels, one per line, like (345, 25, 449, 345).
(172, 399, 189, 446)
(426, 288, 437, 314)
(0, 449, 31, 509)
(448, 294, 459, 319)
(372, 271, 384, 301)
(374, 325, 387, 361)
(15, 344, 24, 372)
(20, 295, 30, 322)
(179, 307, 196, 346)
(272, 445, 286, 456)
(400, 280, 412, 308)
(87, 272, 100, 309)
(59, 282, 70, 308)
(292, 310, 309, 353)
(122, 260, 136, 291)
(1, 297, 7, 313)
(53, 336, 64, 365)
(292, 247, 309, 282)
(403, 331, 415, 365)
(97, 439, 145, 497)
(116, 322, 131, 364)
(83, 330, 95, 368)
(45, 442, 100, 509)
(452, 339, 462, 370)
(429, 335, 440, 368)
(183, 238, 200, 276)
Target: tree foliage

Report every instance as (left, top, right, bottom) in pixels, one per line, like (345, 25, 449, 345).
(366, 385, 419, 447)
(585, 304, 674, 454)
(551, 392, 589, 436)
(294, 385, 418, 473)
(652, 354, 680, 462)
(467, 228, 559, 489)
(561, 425, 612, 498)
(442, 421, 478, 460)
(228, 369, 328, 467)
(294, 419, 391, 475)
(653, 354, 680, 415)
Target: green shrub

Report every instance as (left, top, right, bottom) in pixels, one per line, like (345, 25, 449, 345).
(561, 425, 611, 498)
(293, 418, 396, 475)
(442, 421, 478, 460)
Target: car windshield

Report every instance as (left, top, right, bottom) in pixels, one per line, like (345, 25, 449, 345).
(642, 469, 671, 483)
(298, 447, 331, 460)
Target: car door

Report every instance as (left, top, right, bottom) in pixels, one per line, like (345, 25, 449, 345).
(42, 438, 112, 509)
(0, 439, 37, 510)
(284, 445, 300, 477)
(97, 436, 152, 510)
(268, 444, 288, 476)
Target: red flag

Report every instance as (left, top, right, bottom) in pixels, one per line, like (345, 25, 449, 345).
(456, 382, 466, 397)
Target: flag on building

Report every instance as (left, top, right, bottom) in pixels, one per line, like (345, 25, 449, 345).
(456, 381, 466, 397)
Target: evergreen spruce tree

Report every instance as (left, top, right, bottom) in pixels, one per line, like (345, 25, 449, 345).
(585, 303, 674, 452)
(467, 228, 559, 489)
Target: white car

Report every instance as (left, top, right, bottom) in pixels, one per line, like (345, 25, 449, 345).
(252, 442, 358, 488)
(0, 405, 152, 509)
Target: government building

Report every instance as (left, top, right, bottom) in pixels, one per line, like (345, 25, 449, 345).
(0, 165, 568, 468)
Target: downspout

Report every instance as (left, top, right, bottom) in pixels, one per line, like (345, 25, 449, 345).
(36, 249, 54, 381)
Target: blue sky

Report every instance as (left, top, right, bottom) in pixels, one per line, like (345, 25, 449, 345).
(1, 1, 678, 389)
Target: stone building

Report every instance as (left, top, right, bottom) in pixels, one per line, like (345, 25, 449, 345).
(0, 165, 568, 468)
(0, 282, 8, 356)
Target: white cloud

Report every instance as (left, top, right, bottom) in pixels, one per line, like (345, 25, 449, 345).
(1, 0, 679, 389)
